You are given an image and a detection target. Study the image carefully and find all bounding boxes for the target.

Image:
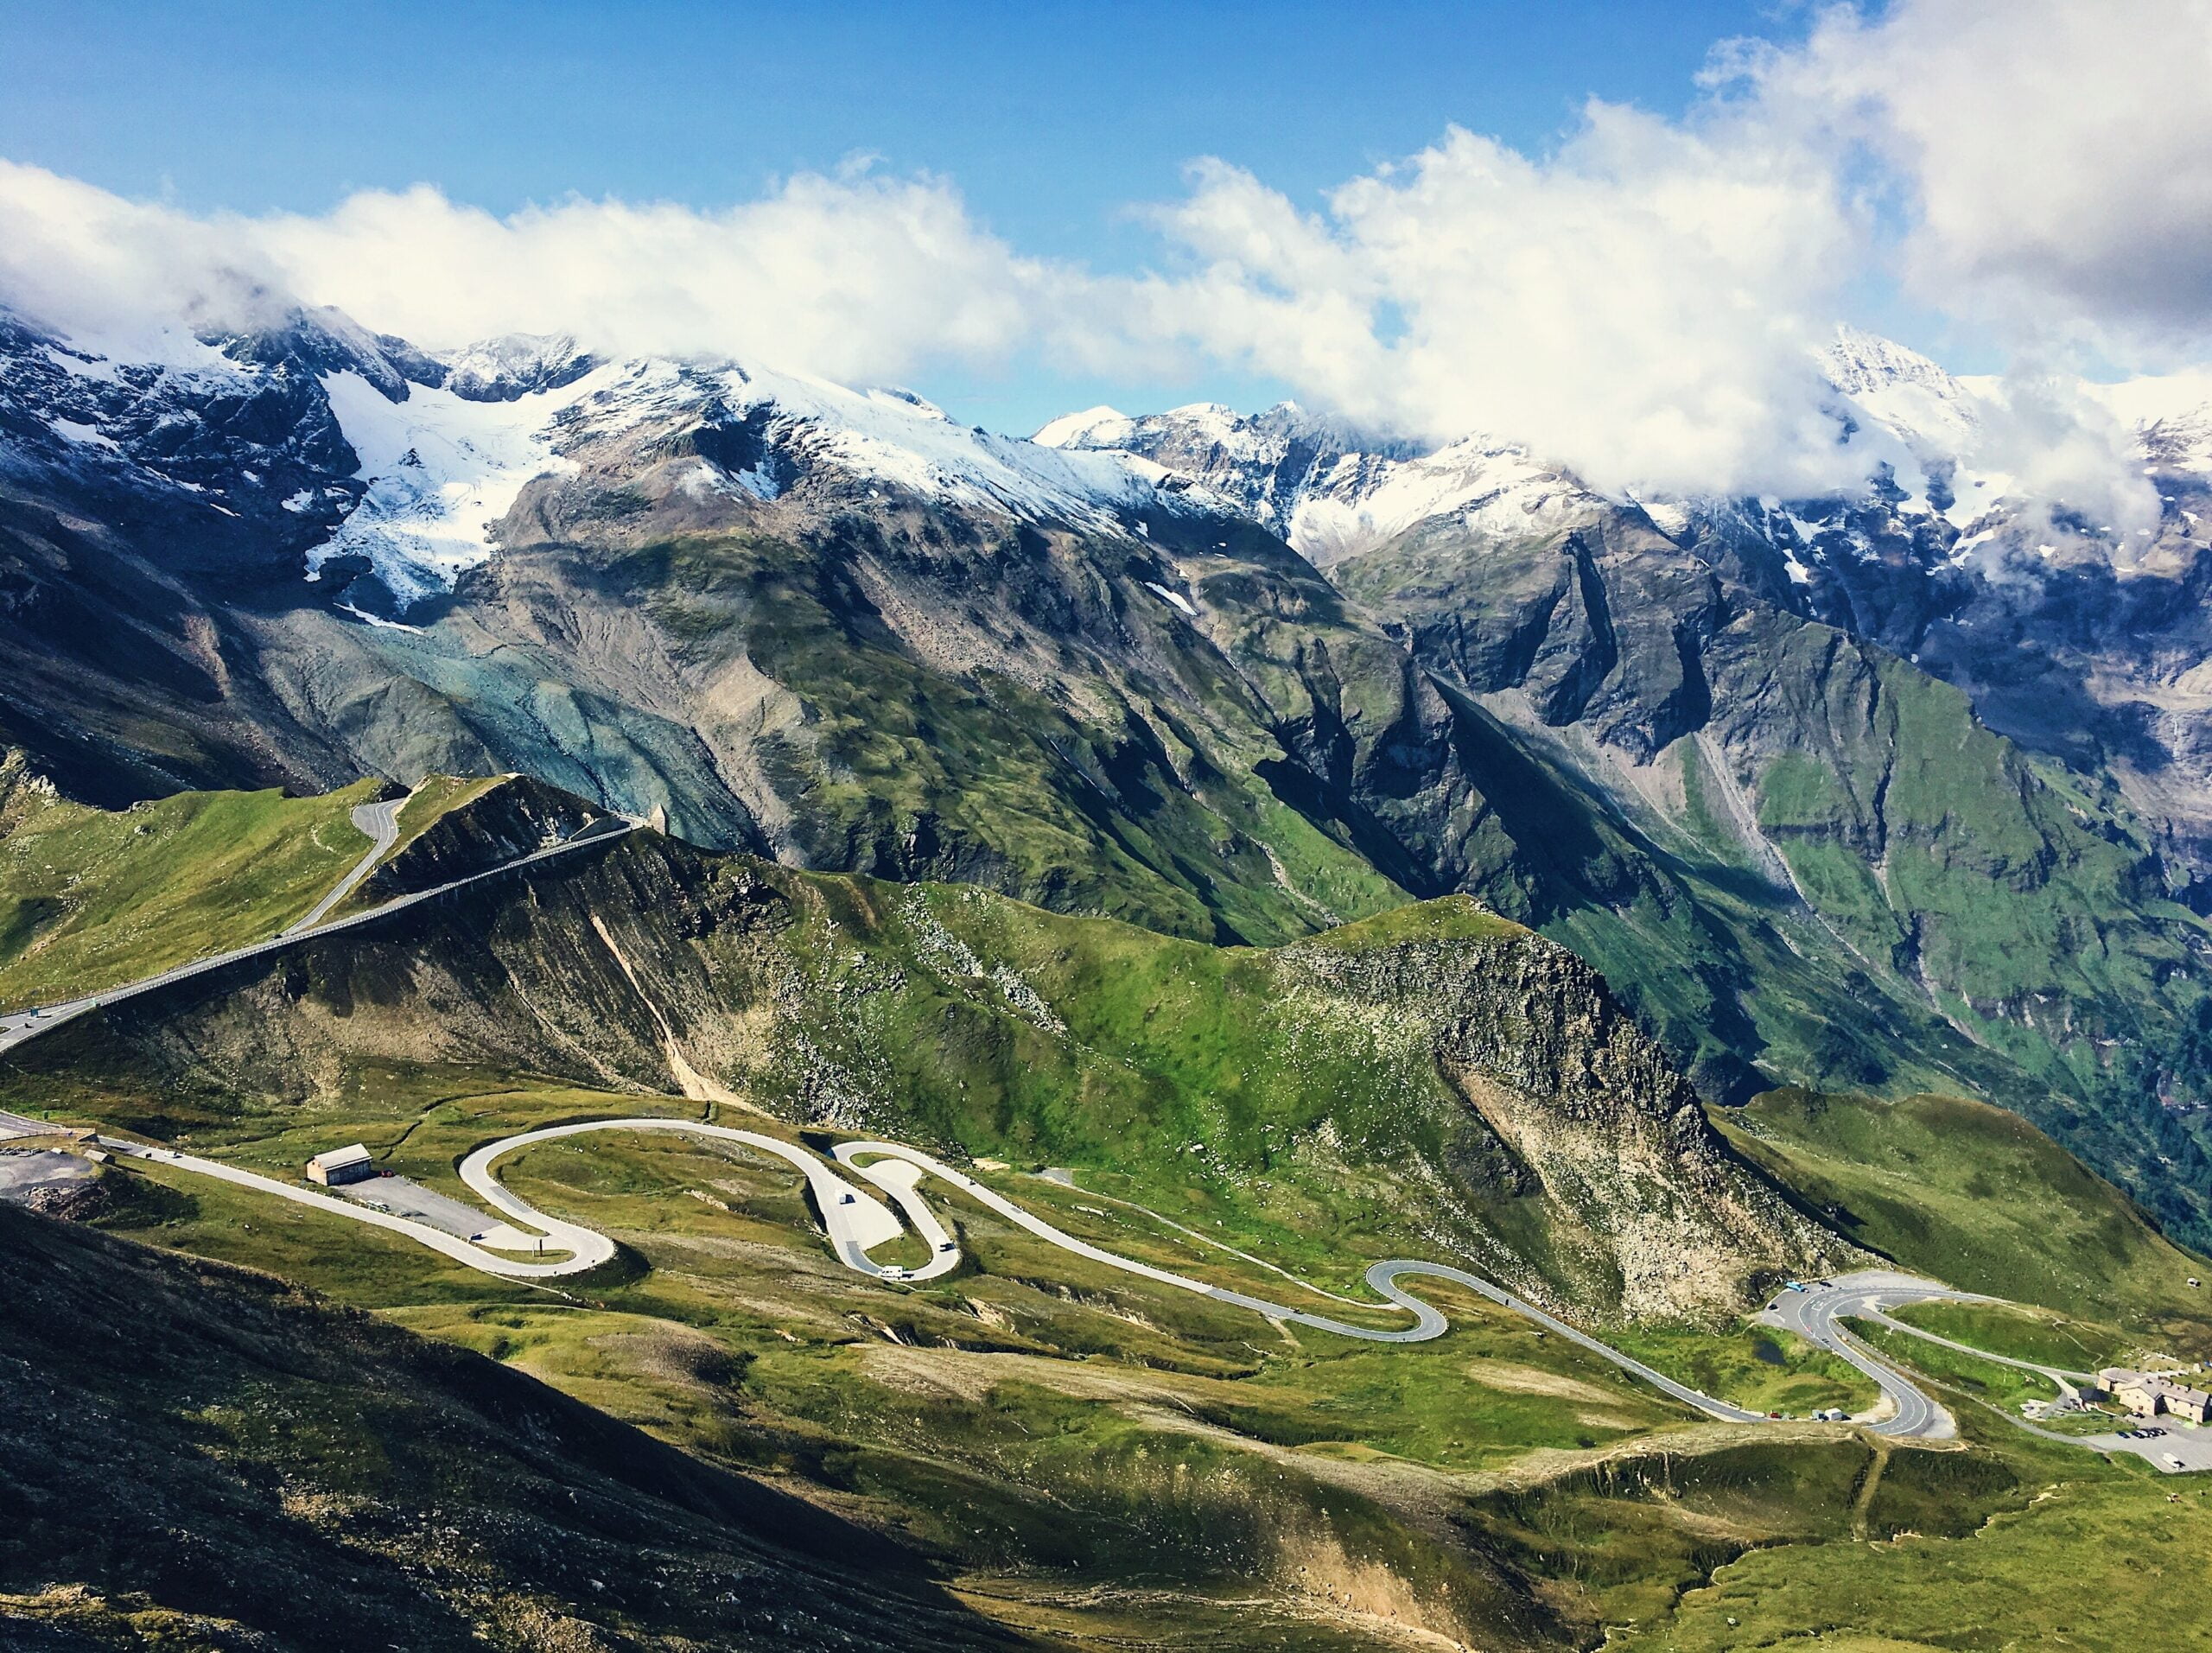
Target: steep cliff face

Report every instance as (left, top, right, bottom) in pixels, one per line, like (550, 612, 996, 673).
(1274, 923, 1852, 1317)
(3, 832, 1844, 1319)
(1275, 486, 2212, 1239)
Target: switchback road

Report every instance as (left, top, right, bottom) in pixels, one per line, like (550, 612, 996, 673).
(282, 796, 404, 935)
(84, 1115, 1974, 1439)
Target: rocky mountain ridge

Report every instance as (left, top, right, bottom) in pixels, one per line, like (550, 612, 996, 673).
(3, 301, 2211, 1244)
(0, 806, 1850, 1321)
(1039, 331, 2212, 881)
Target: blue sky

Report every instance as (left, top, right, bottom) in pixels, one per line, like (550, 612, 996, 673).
(0, 0, 1812, 431)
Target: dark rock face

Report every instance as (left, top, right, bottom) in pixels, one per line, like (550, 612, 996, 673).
(0, 311, 364, 582)
(359, 774, 613, 898)
(214, 304, 446, 405)
(1278, 923, 1852, 1314)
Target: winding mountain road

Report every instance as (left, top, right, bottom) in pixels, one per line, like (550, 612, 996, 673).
(85, 1113, 1972, 1438)
(282, 797, 404, 935)
(2, 786, 2162, 1456)
(1762, 1275, 1992, 1439)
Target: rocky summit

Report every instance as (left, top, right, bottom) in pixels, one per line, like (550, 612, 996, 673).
(6, 302, 2210, 1243)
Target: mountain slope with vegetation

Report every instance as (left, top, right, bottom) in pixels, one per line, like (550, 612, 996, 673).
(3, 304, 2209, 1257)
(0, 753, 388, 1014)
(1718, 1087, 2212, 1350)
(0, 1198, 1009, 1652)
(0, 814, 1848, 1322)
(3, 778, 2208, 1648)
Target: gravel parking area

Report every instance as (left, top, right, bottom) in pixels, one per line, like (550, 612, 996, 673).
(334, 1173, 504, 1242)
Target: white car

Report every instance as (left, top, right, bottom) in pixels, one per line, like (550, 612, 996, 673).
(2166, 1453, 2188, 1471)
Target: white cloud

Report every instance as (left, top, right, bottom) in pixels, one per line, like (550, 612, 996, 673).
(0, 158, 1061, 388)
(1726, 0, 2212, 362)
(1127, 105, 1873, 497)
(252, 173, 1055, 383)
(0, 162, 290, 354)
(3, 2, 2209, 515)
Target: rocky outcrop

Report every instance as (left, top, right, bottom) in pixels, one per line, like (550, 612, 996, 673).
(360, 773, 613, 898)
(1277, 915, 1854, 1319)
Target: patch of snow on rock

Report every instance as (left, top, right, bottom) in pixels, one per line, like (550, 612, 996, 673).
(310, 366, 608, 606)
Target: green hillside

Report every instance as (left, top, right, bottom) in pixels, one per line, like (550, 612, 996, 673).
(1716, 1087, 2212, 1349)
(0, 753, 386, 1014)
(0, 1198, 1009, 1651)
(1, 817, 1849, 1326)
(7, 784, 2209, 1646)
(1335, 513, 2212, 1248)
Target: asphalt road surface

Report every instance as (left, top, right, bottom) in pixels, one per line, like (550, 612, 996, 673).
(282, 797, 404, 935)
(2075, 1424, 2212, 1473)
(1759, 1273, 1993, 1440)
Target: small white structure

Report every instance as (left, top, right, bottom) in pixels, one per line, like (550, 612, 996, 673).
(306, 1143, 374, 1186)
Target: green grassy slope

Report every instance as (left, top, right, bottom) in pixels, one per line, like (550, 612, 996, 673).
(1338, 514, 2212, 1245)
(1883, 1298, 2127, 1370)
(0, 836, 1840, 1326)
(5, 798, 2197, 1645)
(1748, 652, 2212, 1196)
(1621, 1421, 2212, 1651)
(1716, 1088, 2212, 1349)
(41, 1081, 1988, 1651)
(617, 524, 1410, 947)
(0, 754, 385, 1013)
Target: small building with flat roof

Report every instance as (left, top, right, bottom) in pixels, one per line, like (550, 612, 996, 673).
(306, 1143, 374, 1186)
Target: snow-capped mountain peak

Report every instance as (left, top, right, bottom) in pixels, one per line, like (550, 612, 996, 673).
(2, 305, 1227, 616)
(1815, 323, 1985, 464)
(1031, 405, 1134, 448)
(1819, 324, 1969, 401)
(435, 333, 598, 403)
(1035, 396, 1574, 565)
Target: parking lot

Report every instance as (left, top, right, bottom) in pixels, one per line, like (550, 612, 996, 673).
(334, 1173, 513, 1243)
(2079, 1423, 2212, 1473)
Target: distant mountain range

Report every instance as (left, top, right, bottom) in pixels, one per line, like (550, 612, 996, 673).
(3, 299, 2210, 1243)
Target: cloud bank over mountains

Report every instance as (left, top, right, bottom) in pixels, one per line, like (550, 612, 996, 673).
(1, 0, 2204, 507)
